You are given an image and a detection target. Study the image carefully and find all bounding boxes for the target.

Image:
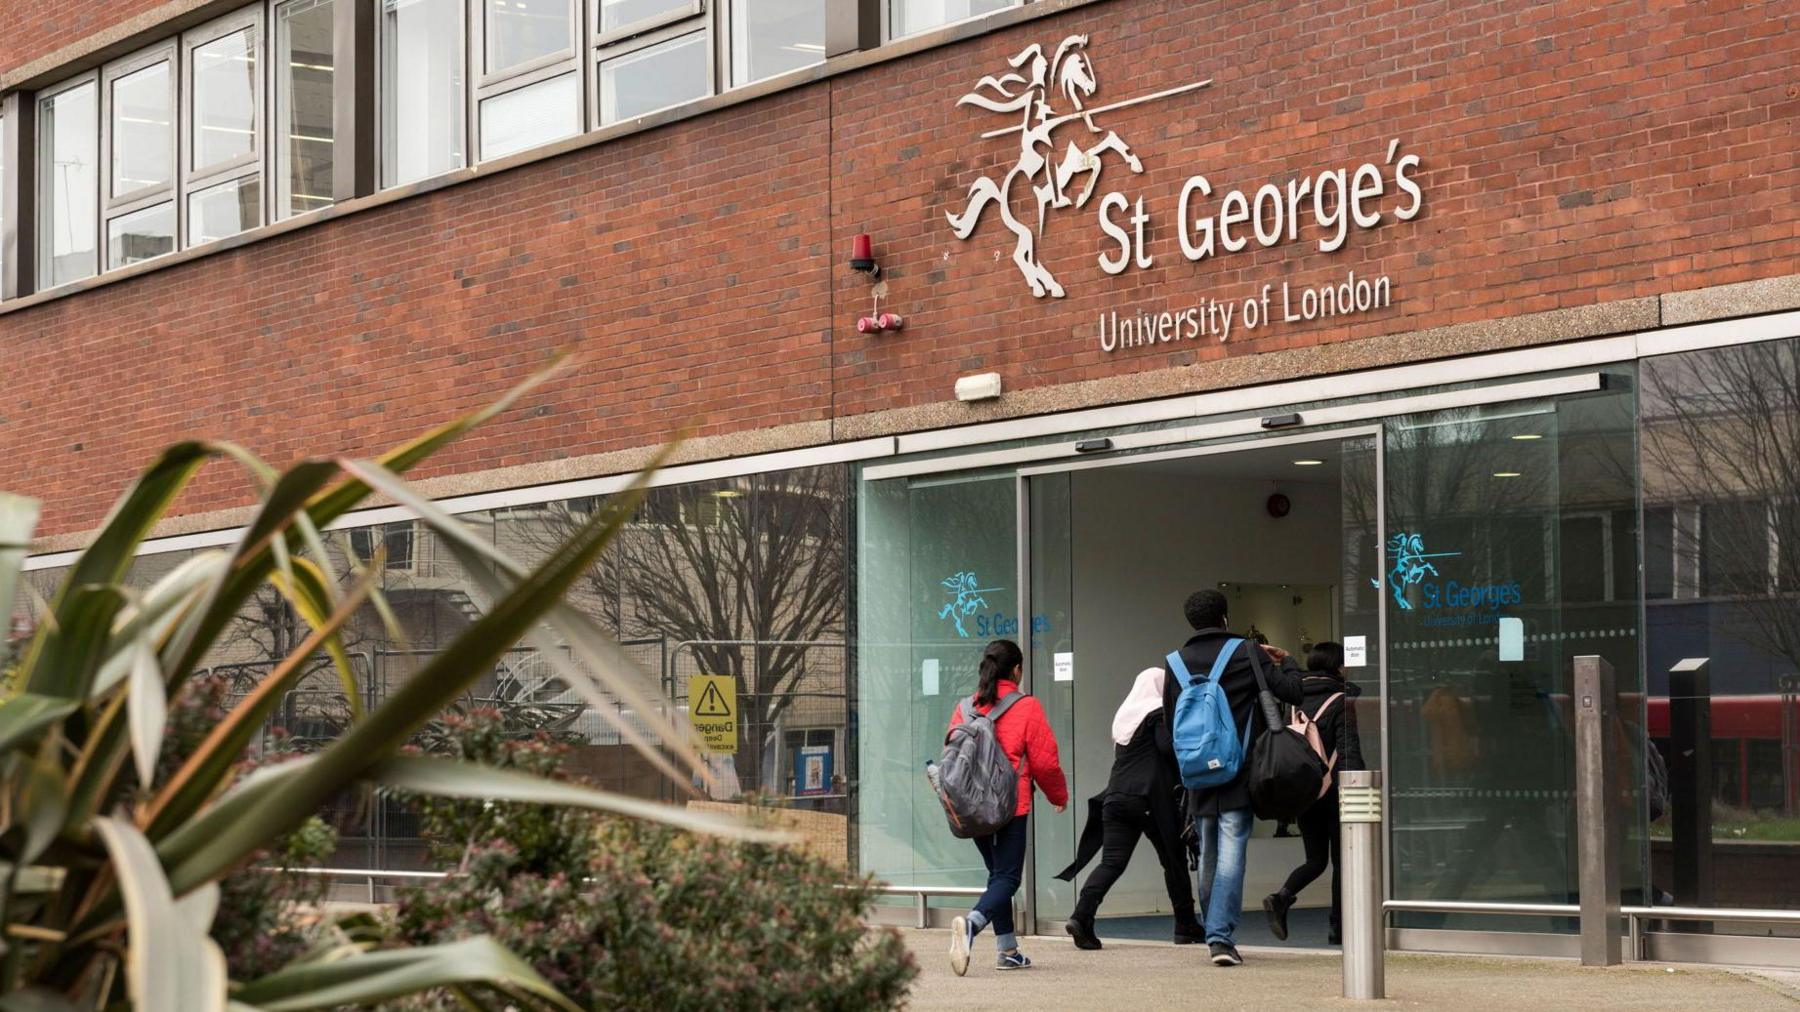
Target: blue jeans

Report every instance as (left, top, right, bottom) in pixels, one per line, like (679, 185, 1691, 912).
(1195, 807, 1253, 944)
(971, 815, 1028, 946)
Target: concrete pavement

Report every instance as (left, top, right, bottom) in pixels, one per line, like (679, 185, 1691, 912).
(898, 930, 1800, 1010)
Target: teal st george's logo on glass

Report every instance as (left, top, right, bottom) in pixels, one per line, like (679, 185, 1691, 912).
(1377, 532, 1459, 611)
(1376, 532, 1524, 621)
(936, 571, 1053, 640)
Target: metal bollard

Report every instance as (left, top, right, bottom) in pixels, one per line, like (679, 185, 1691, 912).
(1340, 769, 1385, 1000)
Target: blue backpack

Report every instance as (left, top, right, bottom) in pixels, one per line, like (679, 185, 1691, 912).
(1170, 639, 1250, 790)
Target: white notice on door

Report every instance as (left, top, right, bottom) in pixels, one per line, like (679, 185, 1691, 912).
(1053, 652, 1075, 682)
(922, 658, 940, 696)
(1344, 635, 1368, 668)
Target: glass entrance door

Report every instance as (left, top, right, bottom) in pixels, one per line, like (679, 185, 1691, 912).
(1022, 430, 1386, 936)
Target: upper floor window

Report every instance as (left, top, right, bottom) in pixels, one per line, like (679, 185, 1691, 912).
(475, 0, 581, 160)
(729, 0, 823, 86)
(274, 0, 339, 219)
(103, 44, 177, 268)
(184, 9, 264, 247)
(382, 0, 467, 186)
(37, 77, 99, 286)
(890, 0, 1017, 40)
(593, 0, 710, 127)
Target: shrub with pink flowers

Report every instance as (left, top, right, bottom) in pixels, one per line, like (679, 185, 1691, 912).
(390, 710, 916, 1011)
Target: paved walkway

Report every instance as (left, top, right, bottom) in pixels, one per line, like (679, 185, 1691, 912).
(898, 930, 1800, 1010)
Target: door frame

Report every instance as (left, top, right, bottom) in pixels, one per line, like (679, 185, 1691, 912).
(1012, 425, 1388, 933)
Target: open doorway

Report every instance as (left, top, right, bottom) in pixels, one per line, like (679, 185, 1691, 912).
(1026, 431, 1382, 949)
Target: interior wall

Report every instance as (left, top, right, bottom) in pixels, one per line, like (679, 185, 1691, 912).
(1065, 465, 1343, 918)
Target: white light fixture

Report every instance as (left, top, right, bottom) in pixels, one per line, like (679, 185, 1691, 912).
(1293, 458, 1325, 466)
(954, 372, 1002, 403)
(1511, 433, 1544, 441)
(1493, 471, 1522, 478)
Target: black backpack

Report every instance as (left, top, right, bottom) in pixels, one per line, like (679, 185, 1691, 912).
(926, 692, 1024, 839)
(1245, 647, 1330, 821)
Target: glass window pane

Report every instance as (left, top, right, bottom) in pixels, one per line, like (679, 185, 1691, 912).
(599, 0, 691, 33)
(731, 0, 824, 85)
(889, 0, 1012, 40)
(39, 82, 99, 287)
(382, 0, 466, 186)
(598, 31, 709, 125)
(478, 72, 579, 160)
(276, 0, 337, 219)
(110, 61, 173, 197)
(106, 202, 176, 268)
(192, 27, 260, 171)
(1, 114, 7, 292)
(485, 0, 572, 74)
(187, 176, 262, 246)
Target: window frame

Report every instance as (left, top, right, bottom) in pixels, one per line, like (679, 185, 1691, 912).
(469, 0, 586, 162)
(883, 0, 1021, 43)
(723, 0, 826, 88)
(592, 0, 704, 48)
(180, 7, 264, 192)
(589, 16, 714, 130)
(377, 0, 471, 187)
(100, 42, 180, 269)
(35, 71, 102, 289)
(272, 0, 341, 221)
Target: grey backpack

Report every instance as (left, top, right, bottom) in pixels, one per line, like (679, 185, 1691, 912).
(926, 692, 1024, 839)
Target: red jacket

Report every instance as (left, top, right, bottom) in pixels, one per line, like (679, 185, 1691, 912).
(947, 680, 1068, 816)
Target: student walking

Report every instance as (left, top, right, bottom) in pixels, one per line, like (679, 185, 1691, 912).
(1262, 641, 1365, 945)
(945, 639, 1068, 976)
(1161, 590, 1305, 966)
(1055, 669, 1201, 949)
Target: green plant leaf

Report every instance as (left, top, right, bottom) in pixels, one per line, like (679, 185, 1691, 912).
(90, 551, 230, 698)
(127, 635, 167, 788)
(371, 755, 788, 842)
(0, 493, 41, 673)
(92, 816, 227, 1012)
(22, 584, 126, 701)
(336, 458, 705, 788)
(0, 694, 80, 754)
(18, 740, 69, 864)
(156, 758, 315, 872)
(164, 447, 665, 893)
(231, 935, 578, 1012)
(51, 443, 213, 603)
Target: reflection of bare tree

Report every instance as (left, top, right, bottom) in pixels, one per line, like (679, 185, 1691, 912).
(521, 468, 848, 794)
(1642, 342, 1800, 675)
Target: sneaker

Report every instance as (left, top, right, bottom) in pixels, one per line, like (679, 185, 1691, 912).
(949, 916, 972, 977)
(1262, 891, 1293, 941)
(1065, 915, 1102, 951)
(1209, 941, 1243, 966)
(996, 949, 1033, 970)
(1173, 920, 1206, 946)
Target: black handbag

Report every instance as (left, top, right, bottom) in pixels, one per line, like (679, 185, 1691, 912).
(1244, 645, 1329, 821)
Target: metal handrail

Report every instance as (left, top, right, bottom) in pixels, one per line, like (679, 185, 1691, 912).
(1385, 899, 1579, 917)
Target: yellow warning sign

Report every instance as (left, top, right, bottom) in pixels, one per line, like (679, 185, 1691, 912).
(688, 675, 738, 754)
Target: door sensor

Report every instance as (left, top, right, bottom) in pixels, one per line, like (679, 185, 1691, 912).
(1261, 413, 1303, 429)
(1075, 438, 1113, 453)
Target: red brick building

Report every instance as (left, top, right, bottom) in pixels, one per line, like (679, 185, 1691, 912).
(4, 0, 1799, 964)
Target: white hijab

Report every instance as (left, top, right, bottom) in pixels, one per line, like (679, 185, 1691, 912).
(1112, 667, 1167, 745)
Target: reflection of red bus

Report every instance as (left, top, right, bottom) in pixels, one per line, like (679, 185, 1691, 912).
(1646, 694, 1797, 812)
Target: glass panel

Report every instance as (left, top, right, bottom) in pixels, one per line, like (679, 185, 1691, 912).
(597, 31, 709, 125)
(39, 82, 99, 287)
(1026, 472, 1075, 923)
(730, 0, 825, 85)
(192, 27, 260, 171)
(478, 72, 580, 160)
(187, 176, 262, 245)
(1642, 338, 1800, 935)
(381, 0, 466, 185)
(106, 202, 176, 268)
(1, 114, 7, 291)
(485, 0, 572, 74)
(1385, 378, 1640, 934)
(110, 61, 173, 197)
(276, 0, 337, 218)
(890, 0, 1013, 40)
(857, 473, 1018, 898)
(599, 0, 692, 33)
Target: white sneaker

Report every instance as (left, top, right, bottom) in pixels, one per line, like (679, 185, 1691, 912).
(949, 915, 972, 976)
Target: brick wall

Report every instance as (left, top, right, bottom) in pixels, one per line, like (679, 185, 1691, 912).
(1, 0, 1796, 537)
(0, 0, 175, 78)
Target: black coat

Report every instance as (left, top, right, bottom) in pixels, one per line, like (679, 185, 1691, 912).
(1159, 628, 1306, 817)
(1056, 713, 1184, 881)
(1297, 673, 1365, 776)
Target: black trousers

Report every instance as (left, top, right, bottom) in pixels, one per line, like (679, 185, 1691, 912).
(1280, 789, 1342, 931)
(1072, 792, 1195, 923)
